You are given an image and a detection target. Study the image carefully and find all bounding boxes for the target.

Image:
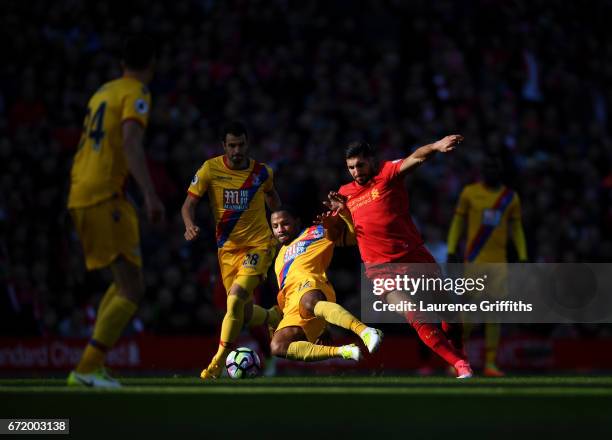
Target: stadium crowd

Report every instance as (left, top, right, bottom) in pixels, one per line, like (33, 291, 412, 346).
(1, 0, 611, 337)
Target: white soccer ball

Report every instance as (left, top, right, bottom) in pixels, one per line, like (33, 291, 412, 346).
(225, 347, 261, 379)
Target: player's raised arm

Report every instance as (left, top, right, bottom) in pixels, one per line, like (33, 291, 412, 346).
(337, 207, 357, 246)
(320, 192, 356, 245)
(399, 134, 463, 176)
(122, 120, 165, 223)
(181, 193, 201, 241)
(323, 191, 348, 214)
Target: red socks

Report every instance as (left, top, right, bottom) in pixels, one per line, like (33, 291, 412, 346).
(442, 321, 464, 354)
(407, 312, 466, 367)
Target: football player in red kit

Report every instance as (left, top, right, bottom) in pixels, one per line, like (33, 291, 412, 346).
(328, 135, 473, 378)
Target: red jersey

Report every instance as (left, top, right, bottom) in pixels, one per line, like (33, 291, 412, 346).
(338, 160, 425, 264)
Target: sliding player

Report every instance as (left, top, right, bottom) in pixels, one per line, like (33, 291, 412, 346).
(270, 207, 383, 362)
(182, 121, 282, 380)
(447, 155, 527, 376)
(329, 136, 473, 378)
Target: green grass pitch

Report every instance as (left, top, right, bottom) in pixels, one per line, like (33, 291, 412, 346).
(2, 376, 612, 438)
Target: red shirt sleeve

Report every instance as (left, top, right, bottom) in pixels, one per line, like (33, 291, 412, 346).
(378, 160, 403, 183)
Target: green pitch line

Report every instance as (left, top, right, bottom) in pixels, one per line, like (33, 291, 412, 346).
(2, 386, 612, 396)
(1, 377, 612, 438)
(2, 376, 612, 396)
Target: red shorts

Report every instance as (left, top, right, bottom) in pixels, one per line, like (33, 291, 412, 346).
(366, 246, 456, 323)
(365, 245, 441, 293)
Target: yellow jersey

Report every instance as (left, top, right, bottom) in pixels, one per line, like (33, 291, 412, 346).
(188, 156, 274, 249)
(68, 77, 151, 208)
(275, 225, 337, 293)
(455, 182, 521, 262)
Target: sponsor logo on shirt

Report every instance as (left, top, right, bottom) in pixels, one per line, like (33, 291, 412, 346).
(347, 188, 381, 210)
(283, 242, 308, 263)
(223, 189, 249, 210)
(283, 229, 324, 263)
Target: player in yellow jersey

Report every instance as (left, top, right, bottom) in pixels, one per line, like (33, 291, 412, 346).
(67, 35, 165, 388)
(181, 121, 283, 379)
(269, 206, 383, 362)
(447, 155, 527, 376)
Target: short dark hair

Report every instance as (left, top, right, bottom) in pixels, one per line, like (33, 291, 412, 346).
(122, 35, 156, 70)
(345, 141, 376, 159)
(271, 205, 300, 220)
(222, 121, 249, 142)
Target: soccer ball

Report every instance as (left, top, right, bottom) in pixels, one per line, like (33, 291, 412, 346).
(225, 347, 261, 379)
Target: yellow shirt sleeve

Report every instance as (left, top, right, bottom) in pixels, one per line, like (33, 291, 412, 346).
(121, 87, 151, 128)
(455, 187, 470, 216)
(263, 165, 274, 192)
(447, 214, 465, 254)
(337, 210, 357, 247)
(508, 193, 522, 220)
(511, 220, 528, 261)
(509, 194, 527, 260)
(188, 161, 211, 197)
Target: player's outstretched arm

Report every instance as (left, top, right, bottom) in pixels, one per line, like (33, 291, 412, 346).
(181, 194, 201, 241)
(337, 209, 357, 246)
(122, 120, 165, 223)
(320, 192, 356, 245)
(399, 134, 463, 176)
(265, 186, 282, 211)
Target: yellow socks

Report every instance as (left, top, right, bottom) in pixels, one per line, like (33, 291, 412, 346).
(313, 301, 367, 335)
(267, 305, 282, 329)
(75, 345, 105, 374)
(220, 294, 246, 344)
(247, 305, 268, 328)
(246, 304, 283, 329)
(210, 294, 246, 365)
(92, 295, 138, 347)
(485, 322, 501, 367)
(210, 275, 276, 368)
(97, 283, 118, 317)
(76, 294, 137, 374)
(75, 283, 119, 373)
(286, 341, 339, 361)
